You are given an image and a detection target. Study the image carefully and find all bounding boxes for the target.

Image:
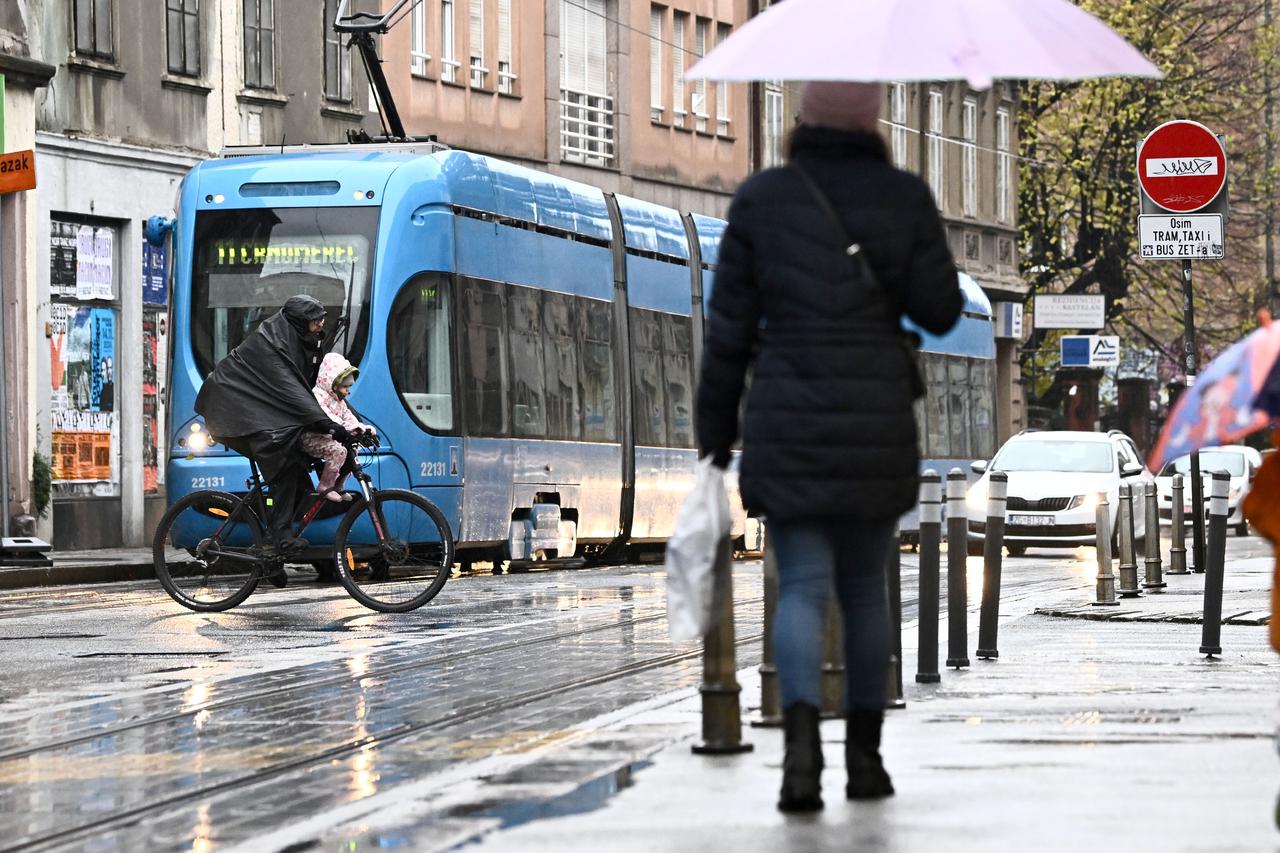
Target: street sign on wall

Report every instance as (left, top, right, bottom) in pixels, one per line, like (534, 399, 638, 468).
(1136, 120, 1227, 214)
(0, 149, 35, 195)
(1138, 212, 1223, 259)
(1061, 335, 1120, 367)
(1033, 294, 1106, 330)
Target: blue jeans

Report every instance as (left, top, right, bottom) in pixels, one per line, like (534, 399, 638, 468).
(770, 518, 896, 711)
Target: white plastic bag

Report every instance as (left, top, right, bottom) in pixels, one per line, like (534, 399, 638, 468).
(665, 457, 732, 642)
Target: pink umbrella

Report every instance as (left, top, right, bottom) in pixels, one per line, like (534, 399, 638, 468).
(688, 0, 1162, 89)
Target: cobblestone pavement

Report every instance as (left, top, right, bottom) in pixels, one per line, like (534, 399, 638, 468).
(0, 543, 1196, 851)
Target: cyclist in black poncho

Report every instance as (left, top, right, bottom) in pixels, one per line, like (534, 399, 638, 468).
(194, 295, 353, 583)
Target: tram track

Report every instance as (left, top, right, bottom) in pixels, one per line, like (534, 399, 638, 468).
(0, 598, 762, 764)
(7, 624, 765, 852)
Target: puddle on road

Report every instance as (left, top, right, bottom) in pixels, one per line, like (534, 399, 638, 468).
(462, 760, 652, 831)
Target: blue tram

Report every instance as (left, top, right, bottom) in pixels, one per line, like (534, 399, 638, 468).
(164, 141, 993, 561)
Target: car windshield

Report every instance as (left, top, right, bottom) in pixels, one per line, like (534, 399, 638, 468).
(1160, 451, 1247, 477)
(190, 206, 377, 377)
(992, 439, 1114, 473)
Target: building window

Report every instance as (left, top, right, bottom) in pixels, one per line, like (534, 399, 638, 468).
(74, 0, 114, 60)
(996, 106, 1012, 223)
(888, 81, 908, 168)
(650, 5, 663, 121)
(764, 80, 783, 167)
(927, 88, 944, 209)
(469, 0, 487, 88)
(715, 23, 730, 135)
(323, 0, 352, 101)
(498, 0, 515, 93)
(441, 0, 459, 82)
(560, 0, 612, 166)
(243, 0, 274, 89)
(692, 18, 709, 132)
(166, 0, 200, 76)
(671, 12, 688, 125)
(962, 96, 977, 218)
(410, 0, 430, 75)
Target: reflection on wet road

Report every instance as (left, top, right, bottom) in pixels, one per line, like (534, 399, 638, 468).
(0, 551, 1090, 850)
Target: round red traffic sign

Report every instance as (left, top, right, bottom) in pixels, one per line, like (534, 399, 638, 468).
(1136, 120, 1227, 213)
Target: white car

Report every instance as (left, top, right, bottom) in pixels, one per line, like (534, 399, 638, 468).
(1154, 446, 1261, 536)
(966, 430, 1153, 555)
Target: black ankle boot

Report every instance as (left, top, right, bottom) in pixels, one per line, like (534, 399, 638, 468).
(846, 708, 894, 800)
(778, 702, 824, 812)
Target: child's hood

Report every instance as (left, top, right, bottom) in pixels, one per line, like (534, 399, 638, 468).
(316, 352, 358, 394)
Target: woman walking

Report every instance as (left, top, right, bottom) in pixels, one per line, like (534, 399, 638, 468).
(695, 81, 963, 812)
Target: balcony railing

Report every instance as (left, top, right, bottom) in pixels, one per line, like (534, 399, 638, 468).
(560, 88, 614, 167)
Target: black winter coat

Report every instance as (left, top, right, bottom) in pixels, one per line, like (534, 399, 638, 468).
(695, 127, 963, 522)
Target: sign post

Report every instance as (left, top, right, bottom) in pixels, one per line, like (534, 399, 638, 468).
(1137, 119, 1229, 573)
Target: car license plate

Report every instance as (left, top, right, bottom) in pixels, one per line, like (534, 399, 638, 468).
(1008, 514, 1049, 526)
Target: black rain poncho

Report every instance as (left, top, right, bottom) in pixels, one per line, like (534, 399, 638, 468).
(195, 295, 330, 483)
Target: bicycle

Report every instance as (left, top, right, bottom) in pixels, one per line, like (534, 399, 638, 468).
(152, 432, 454, 613)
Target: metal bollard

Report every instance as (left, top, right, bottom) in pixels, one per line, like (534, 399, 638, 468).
(916, 470, 943, 683)
(1093, 490, 1119, 606)
(976, 471, 1007, 660)
(751, 539, 781, 728)
(1167, 474, 1189, 575)
(819, 597, 844, 719)
(1116, 483, 1142, 598)
(945, 468, 970, 669)
(885, 528, 906, 709)
(692, 537, 754, 754)
(1199, 470, 1230, 658)
(1142, 481, 1166, 592)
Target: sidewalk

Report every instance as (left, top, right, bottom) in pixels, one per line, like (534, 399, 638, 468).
(293, 545, 1278, 852)
(0, 546, 153, 589)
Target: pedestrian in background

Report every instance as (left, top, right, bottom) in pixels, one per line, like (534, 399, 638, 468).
(695, 80, 963, 812)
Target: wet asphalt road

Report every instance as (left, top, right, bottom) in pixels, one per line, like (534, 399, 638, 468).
(0, 547, 1159, 851)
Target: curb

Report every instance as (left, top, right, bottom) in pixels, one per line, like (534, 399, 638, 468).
(1033, 605, 1270, 626)
(0, 562, 155, 590)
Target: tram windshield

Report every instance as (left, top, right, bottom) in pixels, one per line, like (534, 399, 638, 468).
(189, 207, 377, 376)
(992, 439, 1114, 474)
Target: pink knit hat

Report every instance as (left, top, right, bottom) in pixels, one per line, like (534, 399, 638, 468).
(798, 81, 884, 133)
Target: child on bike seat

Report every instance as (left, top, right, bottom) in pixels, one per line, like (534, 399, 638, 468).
(299, 353, 376, 503)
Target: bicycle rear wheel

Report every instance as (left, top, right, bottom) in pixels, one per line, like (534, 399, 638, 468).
(153, 490, 264, 611)
(335, 489, 454, 612)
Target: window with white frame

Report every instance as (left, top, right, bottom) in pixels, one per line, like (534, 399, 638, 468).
(996, 106, 1011, 223)
(650, 6, 663, 121)
(927, 89, 944, 209)
(715, 23, 730, 135)
(560, 0, 612, 166)
(410, 0, 430, 75)
(764, 80, 783, 167)
(692, 18, 709, 132)
(469, 0, 487, 87)
(962, 97, 977, 217)
(498, 0, 515, 93)
(888, 82, 908, 168)
(441, 0, 459, 82)
(671, 12, 687, 124)
(323, 0, 352, 101)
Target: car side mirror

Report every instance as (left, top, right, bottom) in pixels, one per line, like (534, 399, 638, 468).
(1121, 462, 1143, 477)
(971, 459, 989, 474)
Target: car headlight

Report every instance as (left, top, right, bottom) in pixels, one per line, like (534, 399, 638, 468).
(966, 485, 987, 514)
(1067, 493, 1099, 513)
(1228, 486, 1241, 501)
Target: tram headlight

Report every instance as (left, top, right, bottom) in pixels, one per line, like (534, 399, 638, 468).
(177, 420, 218, 452)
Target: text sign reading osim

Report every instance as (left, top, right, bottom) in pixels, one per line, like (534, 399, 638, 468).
(1138, 213, 1223, 260)
(1136, 120, 1227, 213)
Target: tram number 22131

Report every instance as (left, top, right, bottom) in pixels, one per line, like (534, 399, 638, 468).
(420, 461, 447, 478)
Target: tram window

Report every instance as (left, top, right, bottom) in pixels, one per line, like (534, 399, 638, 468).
(662, 313, 695, 448)
(462, 280, 508, 436)
(543, 292, 581, 441)
(507, 286, 548, 437)
(925, 353, 949, 458)
(948, 358, 970, 459)
(631, 309, 668, 447)
(970, 359, 996, 458)
(579, 298, 618, 442)
(388, 274, 455, 432)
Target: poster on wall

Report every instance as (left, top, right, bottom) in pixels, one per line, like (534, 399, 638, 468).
(89, 308, 115, 413)
(49, 302, 71, 412)
(51, 306, 119, 495)
(62, 221, 115, 301)
(142, 241, 168, 306)
(142, 310, 167, 492)
(50, 221, 77, 299)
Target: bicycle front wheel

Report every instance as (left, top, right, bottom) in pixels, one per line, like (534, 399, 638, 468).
(334, 489, 454, 613)
(153, 490, 264, 612)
